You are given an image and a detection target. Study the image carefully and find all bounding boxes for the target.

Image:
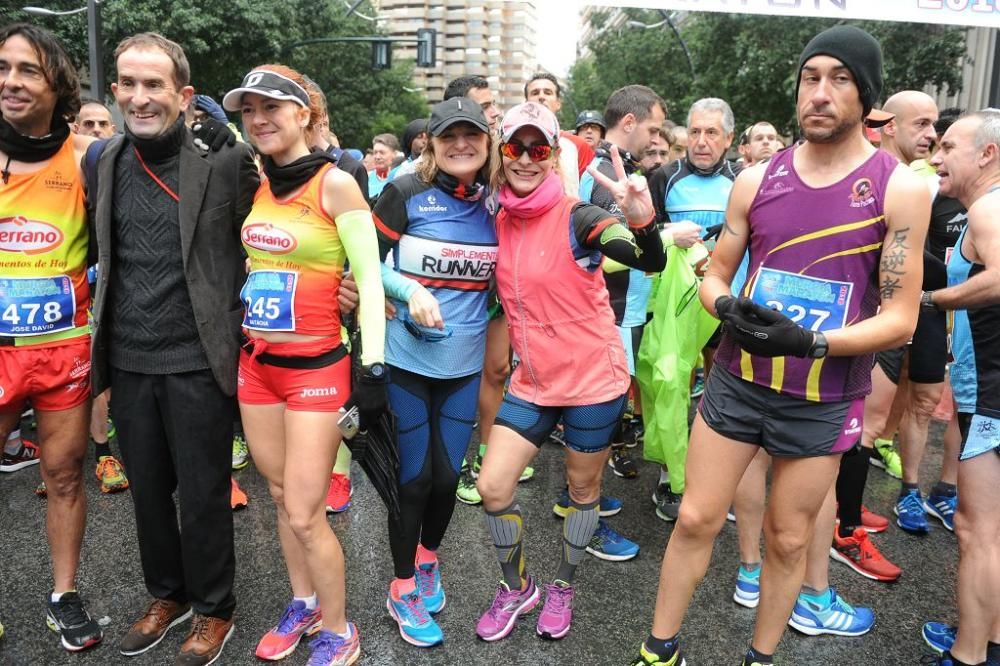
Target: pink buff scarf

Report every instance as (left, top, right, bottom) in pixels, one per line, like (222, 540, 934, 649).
(498, 170, 564, 218)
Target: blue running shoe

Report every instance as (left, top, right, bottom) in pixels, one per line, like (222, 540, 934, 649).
(733, 565, 760, 609)
(788, 587, 874, 637)
(553, 489, 622, 518)
(922, 622, 956, 654)
(896, 489, 930, 534)
(416, 561, 446, 614)
(586, 520, 639, 561)
(925, 494, 957, 532)
(386, 589, 443, 647)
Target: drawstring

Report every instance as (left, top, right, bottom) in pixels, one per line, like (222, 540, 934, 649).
(245, 336, 269, 365)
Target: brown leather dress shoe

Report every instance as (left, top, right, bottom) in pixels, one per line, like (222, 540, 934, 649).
(119, 598, 192, 656)
(175, 614, 235, 666)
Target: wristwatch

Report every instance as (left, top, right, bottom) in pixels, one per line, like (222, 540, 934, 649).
(808, 331, 829, 359)
(362, 362, 388, 381)
(920, 290, 939, 312)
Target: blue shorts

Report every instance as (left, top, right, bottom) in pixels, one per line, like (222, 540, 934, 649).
(957, 412, 1000, 461)
(494, 392, 626, 453)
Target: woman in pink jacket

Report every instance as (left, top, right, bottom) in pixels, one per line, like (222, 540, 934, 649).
(474, 102, 667, 642)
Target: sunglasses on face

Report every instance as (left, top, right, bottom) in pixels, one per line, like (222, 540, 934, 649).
(500, 141, 553, 162)
(401, 315, 453, 343)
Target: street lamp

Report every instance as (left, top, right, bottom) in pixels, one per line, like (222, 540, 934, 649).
(628, 10, 696, 82)
(22, 0, 105, 101)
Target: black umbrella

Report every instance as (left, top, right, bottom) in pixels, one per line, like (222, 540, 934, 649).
(342, 312, 402, 524)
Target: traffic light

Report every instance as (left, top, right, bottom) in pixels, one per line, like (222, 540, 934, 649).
(372, 39, 391, 70)
(416, 28, 437, 68)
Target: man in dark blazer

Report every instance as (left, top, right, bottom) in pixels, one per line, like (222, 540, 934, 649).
(88, 32, 258, 666)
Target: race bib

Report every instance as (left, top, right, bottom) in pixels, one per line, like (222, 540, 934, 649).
(750, 267, 853, 332)
(0, 275, 76, 336)
(240, 270, 298, 331)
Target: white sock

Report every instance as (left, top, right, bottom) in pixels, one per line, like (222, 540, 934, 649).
(50, 590, 74, 602)
(658, 467, 669, 485)
(294, 594, 318, 610)
(334, 623, 353, 639)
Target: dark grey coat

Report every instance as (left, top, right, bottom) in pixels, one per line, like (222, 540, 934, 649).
(89, 132, 259, 396)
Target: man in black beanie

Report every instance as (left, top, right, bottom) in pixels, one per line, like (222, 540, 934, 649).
(630, 25, 931, 666)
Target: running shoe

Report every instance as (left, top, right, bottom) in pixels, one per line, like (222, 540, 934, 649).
(0, 438, 40, 472)
(46, 591, 103, 652)
(622, 419, 644, 449)
(255, 600, 322, 660)
(896, 489, 930, 534)
(788, 587, 874, 636)
(386, 588, 442, 647)
(455, 465, 482, 505)
(231, 434, 250, 470)
(416, 561, 445, 614)
(548, 424, 567, 447)
(230, 477, 248, 511)
(830, 527, 901, 581)
(630, 643, 686, 665)
(733, 565, 760, 609)
(325, 473, 352, 514)
(925, 493, 958, 532)
(726, 508, 736, 522)
(652, 481, 670, 506)
(305, 626, 360, 666)
(519, 464, 534, 483)
(586, 520, 639, 561)
(922, 621, 956, 654)
(35, 481, 47, 497)
(871, 439, 903, 479)
(836, 504, 889, 533)
(920, 652, 963, 666)
(536, 581, 574, 640)
(742, 655, 774, 666)
(552, 489, 622, 518)
(655, 485, 683, 522)
(475, 576, 539, 642)
(95, 455, 129, 493)
(608, 447, 639, 478)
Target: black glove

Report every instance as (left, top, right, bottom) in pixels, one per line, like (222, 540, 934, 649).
(714, 295, 746, 322)
(346, 363, 389, 430)
(191, 118, 236, 152)
(724, 299, 816, 358)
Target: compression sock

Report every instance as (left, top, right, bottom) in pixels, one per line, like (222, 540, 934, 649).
(485, 502, 526, 590)
(836, 446, 870, 537)
(555, 498, 599, 583)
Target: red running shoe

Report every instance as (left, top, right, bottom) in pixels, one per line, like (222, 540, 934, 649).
(325, 473, 352, 514)
(836, 505, 889, 534)
(830, 527, 901, 582)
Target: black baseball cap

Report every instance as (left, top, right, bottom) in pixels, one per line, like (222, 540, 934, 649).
(223, 69, 310, 112)
(428, 98, 490, 136)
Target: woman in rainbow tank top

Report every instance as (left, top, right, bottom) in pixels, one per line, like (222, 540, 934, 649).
(222, 65, 387, 666)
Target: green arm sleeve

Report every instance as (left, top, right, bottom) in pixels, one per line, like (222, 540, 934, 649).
(336, 209, 386, 366)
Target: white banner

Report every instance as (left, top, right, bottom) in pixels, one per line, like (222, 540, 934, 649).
(583, 0, 1000, 28)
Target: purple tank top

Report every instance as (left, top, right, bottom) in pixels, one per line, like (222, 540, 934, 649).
(715, 145, 897, 402)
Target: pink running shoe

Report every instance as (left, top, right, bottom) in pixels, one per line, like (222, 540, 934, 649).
(255, 600, 322, 661)
(536, 582, 574, 640)
(475, 576, 539, 642)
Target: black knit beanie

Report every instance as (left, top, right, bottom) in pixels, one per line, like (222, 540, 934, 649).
(797, 25, 884, 118)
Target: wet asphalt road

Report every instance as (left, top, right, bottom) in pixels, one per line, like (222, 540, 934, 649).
(1, 420, 955, 666)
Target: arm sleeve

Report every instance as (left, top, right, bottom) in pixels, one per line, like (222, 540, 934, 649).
(380, 262, 420, 302)
(574, 203, 666, 273)
(371, 182, 410, 261)
(336, 209, 386, 366)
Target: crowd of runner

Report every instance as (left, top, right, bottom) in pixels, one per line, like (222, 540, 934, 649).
(0, 19, 998, 666)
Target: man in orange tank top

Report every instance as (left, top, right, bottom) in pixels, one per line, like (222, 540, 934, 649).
(0, 23, 104, 653)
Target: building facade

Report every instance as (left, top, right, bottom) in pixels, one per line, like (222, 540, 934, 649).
(374, 0, 540, 110)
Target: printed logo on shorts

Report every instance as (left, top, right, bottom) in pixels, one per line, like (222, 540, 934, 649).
(242, 223, 298, 255)
(301, 386, 338, 399)
(237, 372, 245, 386)
(0, 216, 65, 255)
(69, 358, 91, 380)
(844, 417, 862, 437)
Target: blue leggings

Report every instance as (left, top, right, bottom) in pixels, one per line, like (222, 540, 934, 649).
(387, 365, 480, 580)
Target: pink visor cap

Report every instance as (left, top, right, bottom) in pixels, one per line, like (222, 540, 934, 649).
(501, 102, 560, 146)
